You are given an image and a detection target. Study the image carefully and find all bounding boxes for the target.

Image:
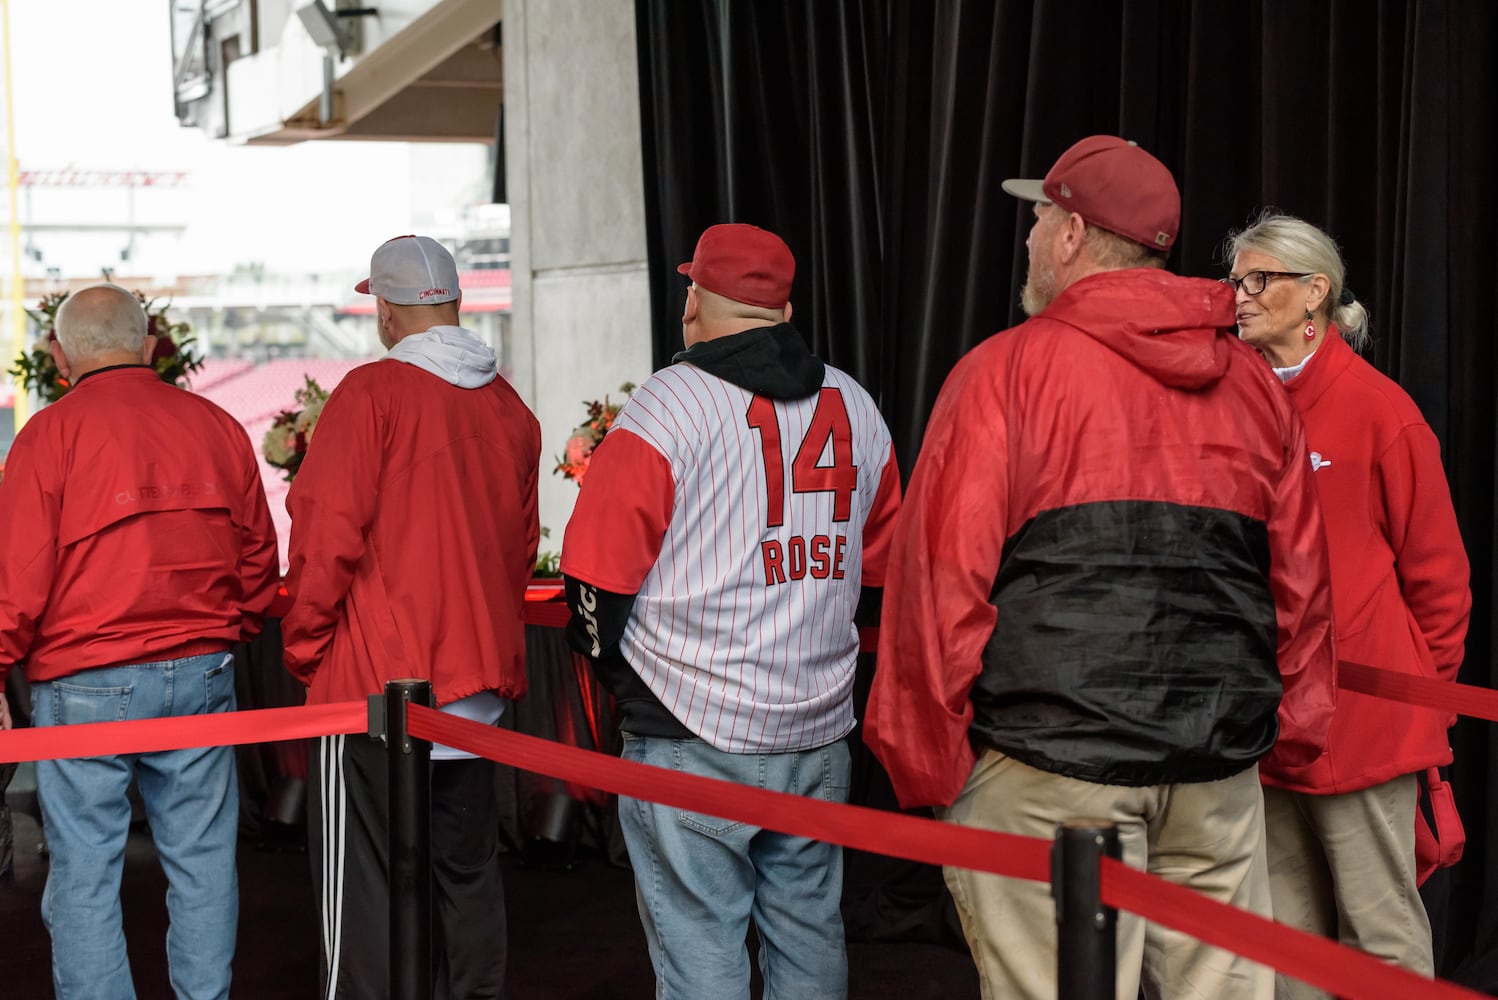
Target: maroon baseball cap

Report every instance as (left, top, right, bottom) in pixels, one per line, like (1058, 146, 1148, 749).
(1002, 135, 1180, 251)
(677, 223, 795, 309)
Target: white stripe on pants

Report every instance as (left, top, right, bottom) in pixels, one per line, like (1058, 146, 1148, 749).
(319, 734, 348, 1000)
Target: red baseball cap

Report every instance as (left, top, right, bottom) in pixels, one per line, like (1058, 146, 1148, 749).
(677, 223, 795, 309)
(1002, 136, 1180, 251)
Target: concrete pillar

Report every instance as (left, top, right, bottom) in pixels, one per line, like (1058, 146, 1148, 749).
(503, 0, 654, 552)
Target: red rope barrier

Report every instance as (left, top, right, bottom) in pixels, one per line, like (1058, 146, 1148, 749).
(406, 704, 1051, 882)
(0, 667, 1486, 999)
(0, 701, 368, 764)
(410, 705, 1483, 1000)
(1341, 661, 1498, 723)
(10, 600, 1486, 995)
(1101, 860, 1480, 1000)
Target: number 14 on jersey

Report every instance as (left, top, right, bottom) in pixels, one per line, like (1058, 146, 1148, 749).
(746, 388, 857, 585)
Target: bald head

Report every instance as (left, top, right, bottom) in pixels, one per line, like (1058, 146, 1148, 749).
(682, 284, 791, 348)
(55, 284, 148, 360)
(376, 296, 462, 349)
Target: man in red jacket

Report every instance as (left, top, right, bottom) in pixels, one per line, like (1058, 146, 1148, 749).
(864, 137, 1338, 999)
(282, 235, 541, 1000)
(0, 283, 279, 1000)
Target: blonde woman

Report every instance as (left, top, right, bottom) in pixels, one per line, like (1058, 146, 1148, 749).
(1225, 213, 1471, 996)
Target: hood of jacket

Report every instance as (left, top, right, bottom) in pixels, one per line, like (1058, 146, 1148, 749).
(1042, 269, 1239, 390)
(673, 323, 825, 399)
(386, 325, 498, 388)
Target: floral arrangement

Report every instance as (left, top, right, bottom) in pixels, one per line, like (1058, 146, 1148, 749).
(7, 290, 204, 404)
(262, 376, 331, 483)
(554, 383, 635, 485)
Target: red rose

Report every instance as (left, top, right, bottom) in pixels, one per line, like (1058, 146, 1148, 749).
(152, 337, 178, 362)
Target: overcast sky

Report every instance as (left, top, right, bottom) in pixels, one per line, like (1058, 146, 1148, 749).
(4, 1, 464, 279)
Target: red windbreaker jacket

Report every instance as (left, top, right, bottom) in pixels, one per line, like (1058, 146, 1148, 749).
(0, 367, 279, 682)
(281, 354, 541, 707)
(1262, 330, 1470, 793)
(865, 269, 1338, 809)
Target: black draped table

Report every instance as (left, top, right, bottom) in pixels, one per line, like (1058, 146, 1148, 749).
(234, 582, 625, 862)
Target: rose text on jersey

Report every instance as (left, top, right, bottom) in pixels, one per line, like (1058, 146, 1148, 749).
(761, 534, 848, 585)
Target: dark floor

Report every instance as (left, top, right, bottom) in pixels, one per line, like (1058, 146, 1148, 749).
(1, 809, 980, 999)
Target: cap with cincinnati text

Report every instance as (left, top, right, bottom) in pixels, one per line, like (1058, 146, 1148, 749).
(677, 223, 795, 310)
(355, 235, 461, 305)
(1002, 135, 1180, 251)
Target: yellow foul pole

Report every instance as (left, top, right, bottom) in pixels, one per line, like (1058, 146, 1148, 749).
(1, 0, 25, 432)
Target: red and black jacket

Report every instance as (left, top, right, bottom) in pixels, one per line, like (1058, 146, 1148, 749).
(866, 269, 1338, 808)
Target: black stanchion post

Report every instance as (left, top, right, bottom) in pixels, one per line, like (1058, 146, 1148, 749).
(1052, 819, 1121, 1000)
(386, 679, 433, 1000)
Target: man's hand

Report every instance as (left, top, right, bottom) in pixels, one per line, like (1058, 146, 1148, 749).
(0, 692, 11, 731)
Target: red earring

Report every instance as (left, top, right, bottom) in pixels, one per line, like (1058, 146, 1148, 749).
(1304, 311, 1317, 341)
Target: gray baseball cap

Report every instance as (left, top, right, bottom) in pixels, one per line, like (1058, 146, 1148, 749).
(355, 235, 461, 305)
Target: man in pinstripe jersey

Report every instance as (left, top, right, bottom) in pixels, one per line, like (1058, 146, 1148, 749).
(563, 223, 901, 1000)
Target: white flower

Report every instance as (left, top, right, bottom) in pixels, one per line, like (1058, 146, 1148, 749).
(262, 423, 296, 466)
(295, 396, 327, 442)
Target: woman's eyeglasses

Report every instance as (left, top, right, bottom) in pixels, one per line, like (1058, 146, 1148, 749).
(1221, 270, 1311, 296)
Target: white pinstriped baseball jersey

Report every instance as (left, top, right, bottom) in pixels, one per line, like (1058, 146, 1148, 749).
(563, 360, 900, 753)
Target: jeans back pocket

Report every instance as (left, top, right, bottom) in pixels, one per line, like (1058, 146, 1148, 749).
(48, 681, 132, 726)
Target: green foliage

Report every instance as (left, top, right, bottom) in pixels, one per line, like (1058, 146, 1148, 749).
(534, 550, 562, 578)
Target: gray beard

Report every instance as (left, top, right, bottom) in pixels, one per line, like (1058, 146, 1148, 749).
(1020, 269, 1057, 317)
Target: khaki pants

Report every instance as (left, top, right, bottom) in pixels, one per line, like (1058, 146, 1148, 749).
(939, 750, 1273, 1000)
(1263, 775, 1432, 999)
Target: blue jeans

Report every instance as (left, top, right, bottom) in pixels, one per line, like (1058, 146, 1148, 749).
(32, 653, 240, 1000)
(618, 734, 851, 1000)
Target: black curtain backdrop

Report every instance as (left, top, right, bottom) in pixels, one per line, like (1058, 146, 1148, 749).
(635, 0, 1498, 988)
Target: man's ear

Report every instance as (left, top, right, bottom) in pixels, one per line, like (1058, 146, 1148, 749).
(140, 335, 158, 366)
(1058, 211, 1089, 264)
(783, 300, 793, 324)
(48, 337, 72, 381)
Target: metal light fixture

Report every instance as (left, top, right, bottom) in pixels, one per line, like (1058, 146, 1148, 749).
(295, 0, 345, 54)
(295, 2, 379, 59)
(294, 1, 380, 124)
